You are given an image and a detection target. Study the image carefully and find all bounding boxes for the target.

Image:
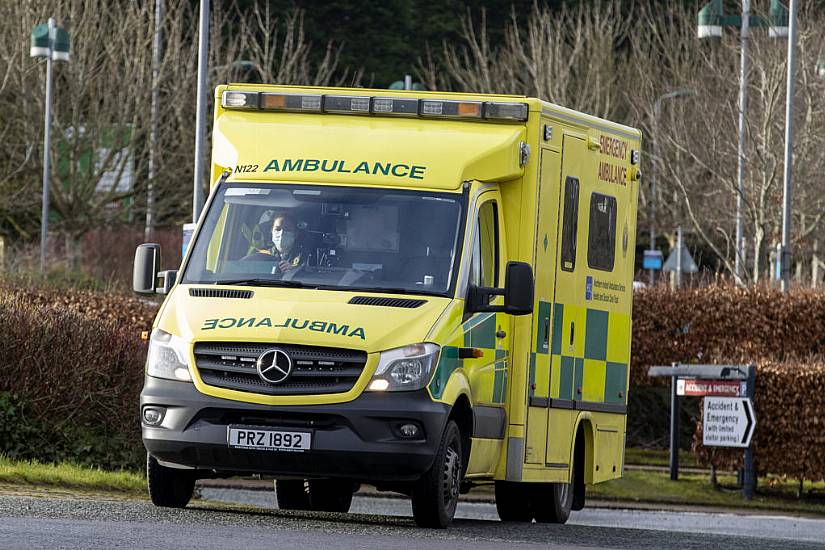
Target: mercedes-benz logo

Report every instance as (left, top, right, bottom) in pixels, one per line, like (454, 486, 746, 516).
(256, 348, 293, 384)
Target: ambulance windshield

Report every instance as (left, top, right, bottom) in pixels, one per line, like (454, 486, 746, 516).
(181, 183, 467, 297)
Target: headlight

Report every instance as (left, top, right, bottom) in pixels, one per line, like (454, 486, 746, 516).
(367, 343, 440, 392)
(146, 328, 192, 382)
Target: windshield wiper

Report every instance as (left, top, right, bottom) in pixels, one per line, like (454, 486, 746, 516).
(214, 278, 316, 289)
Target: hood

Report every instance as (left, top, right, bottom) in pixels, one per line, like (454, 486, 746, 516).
(158, 284, 451, 354)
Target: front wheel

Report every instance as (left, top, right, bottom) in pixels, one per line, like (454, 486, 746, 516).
(146, 453, 195, 508)
(411, 420, 463, 528)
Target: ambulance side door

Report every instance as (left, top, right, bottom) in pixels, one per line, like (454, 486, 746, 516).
(545, 134, 590, 468)
(524, 146, 562, 465)
(462, 191, 511, 410)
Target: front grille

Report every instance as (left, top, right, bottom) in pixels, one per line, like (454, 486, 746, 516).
(193, 342, 367, 395)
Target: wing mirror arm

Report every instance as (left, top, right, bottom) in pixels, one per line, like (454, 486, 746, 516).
(133, 243, 178, 295)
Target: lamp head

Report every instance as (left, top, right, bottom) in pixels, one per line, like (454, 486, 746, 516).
(697, 0, 723, 39)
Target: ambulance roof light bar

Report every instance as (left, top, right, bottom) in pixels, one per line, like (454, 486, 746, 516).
(221, 90, 529, 122)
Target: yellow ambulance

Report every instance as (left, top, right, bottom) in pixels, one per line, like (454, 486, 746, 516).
(134, 84, 641, 528)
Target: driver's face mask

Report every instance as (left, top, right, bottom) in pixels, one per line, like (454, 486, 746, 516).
(272, 228, 296, 253)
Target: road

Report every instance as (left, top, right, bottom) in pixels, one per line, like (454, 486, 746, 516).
(1, 491, 823, 550)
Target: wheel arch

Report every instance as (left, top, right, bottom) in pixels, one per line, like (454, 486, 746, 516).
(448, 393, 473, 472)
(571, 413, 595, 484)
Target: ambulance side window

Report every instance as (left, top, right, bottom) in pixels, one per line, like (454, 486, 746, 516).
(560, 177, 579, 272)
(470, 201, 499, 292)
(587, 193, 617, 272)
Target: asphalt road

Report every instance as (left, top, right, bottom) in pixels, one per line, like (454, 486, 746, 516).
(1, 492, 823, 550)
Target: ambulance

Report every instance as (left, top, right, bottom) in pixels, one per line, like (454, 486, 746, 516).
(134, 84, 641, 528)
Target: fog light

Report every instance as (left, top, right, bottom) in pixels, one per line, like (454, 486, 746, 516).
(142, 407, 164, 426)
(399, 423, 419, 438)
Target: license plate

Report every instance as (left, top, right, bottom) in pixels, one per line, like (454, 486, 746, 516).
(227, 426, 311, 452)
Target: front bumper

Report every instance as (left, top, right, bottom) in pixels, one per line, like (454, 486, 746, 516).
(140, 376, 449, 482)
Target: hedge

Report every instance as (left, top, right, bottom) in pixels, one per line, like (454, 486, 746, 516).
(0, 286, 155, 470)
(692, 360, 825, 480)
(3, 282, 825, 479)
(631, 285, 825, 385)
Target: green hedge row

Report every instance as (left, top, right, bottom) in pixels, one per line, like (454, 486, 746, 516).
(0, 287, 154, 470)
(4, 283, 825, 478)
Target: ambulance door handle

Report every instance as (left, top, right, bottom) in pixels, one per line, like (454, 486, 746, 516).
(569, 323, 575, 347)
(542, 318, 550, 348)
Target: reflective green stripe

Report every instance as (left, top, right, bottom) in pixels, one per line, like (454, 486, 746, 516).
(604, 361, 627, 404)
(559, 356, 574, 400)
(584, 309, 609, 361)
(551, 303, 564, 356)
(429, 346, 460, 398)
(573, 357, 584, 399)
(466, 313, 497, 349)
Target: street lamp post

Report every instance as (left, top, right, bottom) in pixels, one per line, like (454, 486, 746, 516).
(697, 0, 790, 284)
(30, 18, 70, 272)
(779, 0, 798, 292)
(650, 89, 696, 285)
(146, 0, 163, 242)
(192, 0, 210, 224)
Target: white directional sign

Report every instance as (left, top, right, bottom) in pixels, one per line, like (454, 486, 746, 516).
(703, 397, 756, 448)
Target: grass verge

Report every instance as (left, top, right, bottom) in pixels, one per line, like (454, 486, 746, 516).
(0, 455, 144, 497)
(624, 447, 699, 468)
(589, 469, 825, 515)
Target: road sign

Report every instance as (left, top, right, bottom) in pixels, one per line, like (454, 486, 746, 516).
(643, 250, 663, 270)
(703, 397, 756, 448)
(662, 245, 698, 273)
(676, 379, 746, 397)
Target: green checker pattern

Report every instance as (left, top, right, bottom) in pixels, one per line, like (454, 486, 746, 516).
(527, 301, 627, 405)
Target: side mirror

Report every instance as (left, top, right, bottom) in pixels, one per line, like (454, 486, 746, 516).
(503, 261, 534, 315)
(133, 243, 160, 294)
(467, 261, 534, 316)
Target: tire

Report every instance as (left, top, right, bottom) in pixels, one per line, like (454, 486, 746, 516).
(276, 479, 354, 513)
(146, 453, 195, 508)
(275, 479, 311, 510)
(532, 481, 573, 524)
(494, 481, 533, 522)
(411, 420, 463, 528)
(306, 479, 355, 513)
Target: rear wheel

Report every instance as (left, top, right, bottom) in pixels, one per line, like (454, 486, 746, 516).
(276, 479, 354, 513)
(532, 481, 573, 524)
(146, 453, 195, 508)
(306, 479, 355, 513)
(275, 480, 311, 510)
(494, 481, 533, 522)
(411, 420, 463, 528)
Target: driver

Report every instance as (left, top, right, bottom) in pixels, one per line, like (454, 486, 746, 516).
(258, 213, 305, 273)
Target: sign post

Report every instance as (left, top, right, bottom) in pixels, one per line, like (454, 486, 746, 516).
(648, 363, 757, 499)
